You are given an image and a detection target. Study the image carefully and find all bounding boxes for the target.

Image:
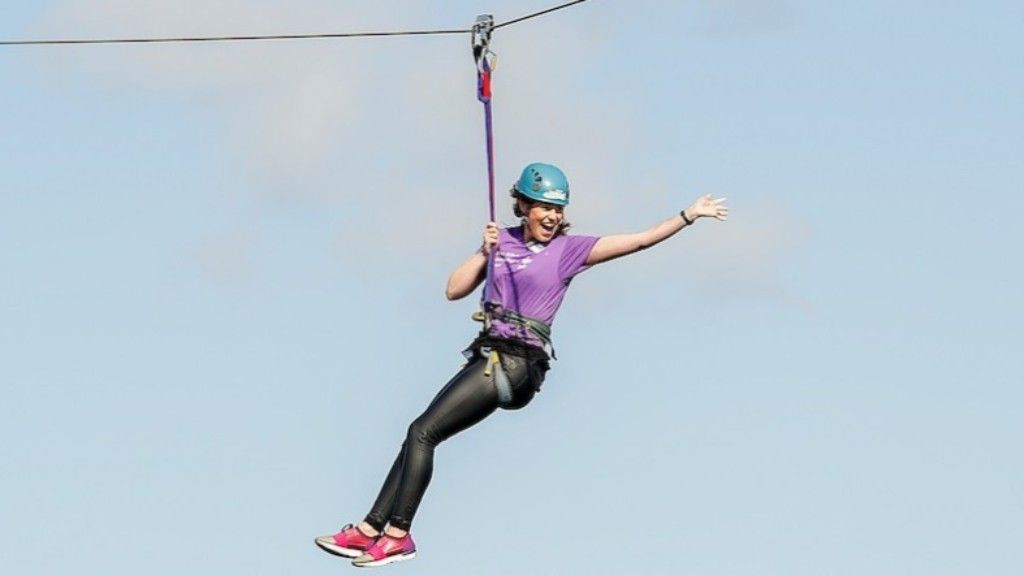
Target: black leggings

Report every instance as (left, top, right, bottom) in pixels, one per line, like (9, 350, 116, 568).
(364, 350, 543, 531)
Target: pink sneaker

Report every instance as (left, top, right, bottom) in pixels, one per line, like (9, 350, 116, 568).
(351, 532, 417, 567)
(315, 523, 378, 558)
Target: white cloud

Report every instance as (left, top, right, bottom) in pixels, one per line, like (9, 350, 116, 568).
(31, 1, 643, 205)
(31, 1, 803, 290)
(34, 1, 417, 185)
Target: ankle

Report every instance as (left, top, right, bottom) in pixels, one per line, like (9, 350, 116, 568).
(357, 522, 380, 537)
(383, 526, 408, 538)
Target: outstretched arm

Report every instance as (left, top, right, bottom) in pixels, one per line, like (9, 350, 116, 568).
(585, 195, 728, 266)
(446, 222, 499, 301)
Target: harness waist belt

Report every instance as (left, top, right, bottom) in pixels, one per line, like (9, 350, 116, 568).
(496, 309, 551, 347)
(473, 309, 552, 349)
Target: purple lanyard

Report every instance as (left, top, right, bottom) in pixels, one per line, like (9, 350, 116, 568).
(473, 16, 497, 309)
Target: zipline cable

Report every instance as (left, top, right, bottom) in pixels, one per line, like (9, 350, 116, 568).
(493, 0, 589, 30)
(0, 1, 589, 47)
(0, 29, 469, 46)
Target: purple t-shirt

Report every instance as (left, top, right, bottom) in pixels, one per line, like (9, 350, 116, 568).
(483, 227, 600, 348)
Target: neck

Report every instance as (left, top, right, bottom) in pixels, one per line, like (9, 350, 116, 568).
(521, 222, 533, 243)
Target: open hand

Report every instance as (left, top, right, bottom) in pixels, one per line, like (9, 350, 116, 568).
(686, 194, 729, 221)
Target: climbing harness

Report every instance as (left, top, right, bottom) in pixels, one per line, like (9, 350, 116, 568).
(472, 309, 554, 356)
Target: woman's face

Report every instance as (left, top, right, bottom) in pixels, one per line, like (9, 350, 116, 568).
(520, 199, 565, 243)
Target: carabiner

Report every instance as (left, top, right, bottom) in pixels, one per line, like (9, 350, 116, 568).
(471, 14, 495, 73)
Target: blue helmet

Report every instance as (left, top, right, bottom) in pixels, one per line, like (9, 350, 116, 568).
(512, 162, 570, 206)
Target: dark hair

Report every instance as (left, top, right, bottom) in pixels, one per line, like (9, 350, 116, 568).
(511, 190, 572, 234)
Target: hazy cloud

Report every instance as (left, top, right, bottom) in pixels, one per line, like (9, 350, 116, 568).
(33, 1, 801, 288)
(575, 199, 815, 309)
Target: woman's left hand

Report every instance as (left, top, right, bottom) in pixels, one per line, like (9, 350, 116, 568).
(686, 194, 729, 221)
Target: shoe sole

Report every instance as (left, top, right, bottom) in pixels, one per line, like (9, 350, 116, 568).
(353, 552, 416, 568)
(315, 538, 364, 559)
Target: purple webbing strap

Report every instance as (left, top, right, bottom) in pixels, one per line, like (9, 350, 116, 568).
(478, 58, 496, 308)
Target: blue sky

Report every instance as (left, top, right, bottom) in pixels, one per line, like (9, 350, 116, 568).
(2, 1, 1022, 575)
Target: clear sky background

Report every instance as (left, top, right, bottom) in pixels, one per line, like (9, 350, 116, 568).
(2, 1, 1021, 575)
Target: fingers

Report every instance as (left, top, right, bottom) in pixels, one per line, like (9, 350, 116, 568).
(481, 222, 499, 255)
(697, 195, 728, 207)
(713, 199, 728, 221)
(689, 195, 729, 221)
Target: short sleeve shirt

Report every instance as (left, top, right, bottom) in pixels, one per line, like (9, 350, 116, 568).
(484, 227, 600, 347)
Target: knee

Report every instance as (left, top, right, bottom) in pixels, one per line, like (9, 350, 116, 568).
(406, 418, 437, 447)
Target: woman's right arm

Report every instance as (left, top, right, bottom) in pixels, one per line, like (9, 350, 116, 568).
(445, 222, 498, 301)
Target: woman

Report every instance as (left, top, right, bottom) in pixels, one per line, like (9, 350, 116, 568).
(315, 163, 728, 567)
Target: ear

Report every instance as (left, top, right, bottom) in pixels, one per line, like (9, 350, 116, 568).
(516, 197, 530, 216)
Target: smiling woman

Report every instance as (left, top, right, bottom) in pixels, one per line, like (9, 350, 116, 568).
(316, 162, 728, 567)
